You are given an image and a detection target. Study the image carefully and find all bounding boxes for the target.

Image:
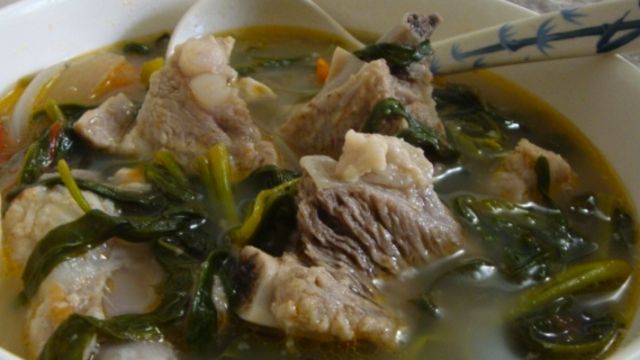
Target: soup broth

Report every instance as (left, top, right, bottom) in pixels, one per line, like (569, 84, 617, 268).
(0, 26, 637, 360)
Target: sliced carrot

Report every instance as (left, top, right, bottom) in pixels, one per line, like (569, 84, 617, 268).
(47, 122, 62, 160)
(94, 61, 137, 97)
(315, 57, 330, 84)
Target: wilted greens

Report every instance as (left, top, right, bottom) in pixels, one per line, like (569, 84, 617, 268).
(354, 40, 433, 74)
(362, 98, 459, 162)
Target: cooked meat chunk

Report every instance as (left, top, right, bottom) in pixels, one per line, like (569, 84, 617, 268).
(236, 132, 464, 347)
(26, 241, 163, 358)
(73, 93, 137, 153)
(3, 184, 164, 358)
(236, 246, 399, 346)
(118, 35, 276, 173)
(280, 13, 442, 158)
(298, 131, 463, 278)
(491, 138, 576, 202)
(2, 185, 117, 271)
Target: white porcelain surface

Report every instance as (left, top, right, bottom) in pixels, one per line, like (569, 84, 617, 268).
(168, 0, 363, 55)
(0, 0, 639, 358)
(431, 0, 640, 74)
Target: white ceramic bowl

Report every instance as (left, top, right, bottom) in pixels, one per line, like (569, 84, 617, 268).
(0, 0, 639, 358)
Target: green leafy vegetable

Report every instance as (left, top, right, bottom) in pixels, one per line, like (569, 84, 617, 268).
(235, 165, 299, 199)
(19, 102, 91, 184)
(44, 99, 67, 124)
(122, 42, 151, 55)
(6, 176, 167, 210)
(569, 193, 637, 255)
(38, 315, 97, 360)
(57, 159, 91, 213)
(39, 243, 195, 360)
(432, 85, 485, 115)
(511, 297, 620, 358)
(511, 259, 632, 319)
(453, 195, 596, 282)
(362, 98, 459, 162)
(231, 179, 299, 246)
(353, 40, 432, 73)
(186, 250, 229, 353)
(22, 210, 124, 300)
(535, 156, 552, 204)
(197, 144, 239, 227)
(507, 260, 630, 358)
(145, 153, 196, 203)
(22, 208, 205, 300)
(434, 85, 514, 158)
(235, 55, 316, 77)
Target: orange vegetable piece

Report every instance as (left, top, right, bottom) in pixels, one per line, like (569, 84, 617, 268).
(95, 61, 137, 97)
(316, 57, 330, 84)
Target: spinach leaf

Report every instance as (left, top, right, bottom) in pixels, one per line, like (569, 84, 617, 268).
(39, 247, 195, 360)
(195, 144, 239, 226)
(231, 179, 299, 247)
(235, 55, 316, 77)
(511, 259, 631, 319)
(145, 162, 196, 203)
(433, 85, 485, 115)
(453, 195, 597, 282)
(22, 208, 205, 300)
(535, 156, 552, 203)
(434, 85, 516, 158)
(362, 98, 459, 163)
(511, 298, 620, 358)
(123, 42, 151, 56)
(353, 40, 432, 73)
(569, 193, 637, 256)
(20, 103, 92, 184)
(246, 191, 297, 257)
(38, 314, 97, 360)
(235, 165, 299, 199)
(186, 251, 229, 353)
(21, 210, 124, 300)
(6, 175, 171, 214)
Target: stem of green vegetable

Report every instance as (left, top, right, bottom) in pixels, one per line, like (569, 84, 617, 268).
(207, 144, 239, 227)
(57, 159, 91, 213)
(44, 99, 67, 124)
(511, 259, 632, 319)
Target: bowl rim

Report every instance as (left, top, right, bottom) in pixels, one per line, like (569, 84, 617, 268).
(1, 0, 640, 359)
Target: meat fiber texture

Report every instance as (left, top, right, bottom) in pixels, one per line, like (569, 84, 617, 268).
(73, 35, 277, 174)
(236, 131, 465, 347)
(280, 13, 443, 158)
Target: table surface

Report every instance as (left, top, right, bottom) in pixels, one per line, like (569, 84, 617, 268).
(0, 0, 637, 66)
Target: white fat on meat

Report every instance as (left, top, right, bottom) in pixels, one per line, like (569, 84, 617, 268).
(2, 185, 165, 358)
(334, 129, 432, 188)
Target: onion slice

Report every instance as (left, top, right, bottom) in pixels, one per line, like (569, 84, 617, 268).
(10, 62, 65, 145)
